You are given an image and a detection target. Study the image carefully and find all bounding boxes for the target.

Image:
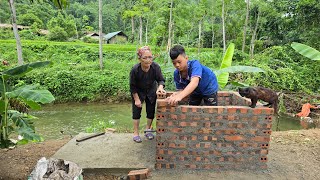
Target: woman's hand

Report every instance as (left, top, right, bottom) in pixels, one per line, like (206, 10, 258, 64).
(135, 99, 142, 108)
(156, 85, 166, 95)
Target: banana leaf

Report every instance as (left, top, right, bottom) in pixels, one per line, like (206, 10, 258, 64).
(217, 43, 235, 89)
(2, 61, 52, 79)
(214, 65, 265, 76)
(7, 85, 55, 104)
(291, 42, 320, 60)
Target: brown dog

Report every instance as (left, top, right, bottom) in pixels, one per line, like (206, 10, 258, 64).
(238, 86, 279, 114)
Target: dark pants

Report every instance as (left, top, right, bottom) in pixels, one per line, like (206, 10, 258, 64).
(189, 92, 218, 106)
(132, 96, 156, 119)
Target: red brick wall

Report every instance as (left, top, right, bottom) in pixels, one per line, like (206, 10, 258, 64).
(155, 91, 274, 170)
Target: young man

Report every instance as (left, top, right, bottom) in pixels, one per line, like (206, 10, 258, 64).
(130, 46, 166, 143)
(166, 45, 218, 106)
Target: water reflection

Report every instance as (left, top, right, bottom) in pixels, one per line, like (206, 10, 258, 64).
(31, 102, 134, 140)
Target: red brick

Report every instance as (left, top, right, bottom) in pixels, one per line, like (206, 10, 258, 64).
(252, 136, 270, 142)
(263, 130, 272, 135)
(195, 157, 201, 161)
(127, 168, 150, 180)
(181, 150, 188, 155)
(227, 108, 237, 113)
(217, 107, 225, 113)
(193, 116, 201, 120)
(179, 114, 187, 120)
(203, 122, 211, 127)
(224, 135, 244, 141)
(224, 129, 236, 134)
(190, 122, 198, 126)
(191, 107, 198, 113)
(262, 108, 274, 114)
(253, 109, 262, 115)
(266, 123, 272, 129)
(198, 128, 212, 134)
(207, 107, 218, 113)
(157, 100, 167, 107)
(180, 122, 187, 127)
(181, 106, 188, 113)
(216, 115, 223, 120)
(261, 149, 268, 155)
(260, 157, 268, 162)
(158, 149, 164, 154)
(171, 128, 182, 133)
(170, 114, 178, 120)
(158, 107, 167, 113)
(227, 115, 235, 121)
(191, 135, 197, 140)
(157, 156, 164, 160)
(240, 108, 248, 114)
(156, 121, 164, 126)
(167, 121, 173, 126)
(169, 143, 175, 148)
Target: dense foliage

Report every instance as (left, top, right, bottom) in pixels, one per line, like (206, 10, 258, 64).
(1, 0, 320, 50)
(0, 40, 319, 103)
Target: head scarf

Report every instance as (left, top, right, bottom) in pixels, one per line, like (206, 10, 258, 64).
(137, 46, 152, 59)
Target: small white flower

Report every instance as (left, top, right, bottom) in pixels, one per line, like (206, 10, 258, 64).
(18, 135, 24, 140)
(108, 120, 115, 125)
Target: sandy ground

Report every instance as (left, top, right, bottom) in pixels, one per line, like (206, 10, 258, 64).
(0, 129, 320, 180)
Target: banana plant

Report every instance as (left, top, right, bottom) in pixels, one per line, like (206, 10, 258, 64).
(291, 42, 320, 60)
(215, 43, 265, 89)
(0, 61, 55, 148)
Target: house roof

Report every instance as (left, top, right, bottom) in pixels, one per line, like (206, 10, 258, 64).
(104, 31, 127, 41)
(0, 23, 30, 30)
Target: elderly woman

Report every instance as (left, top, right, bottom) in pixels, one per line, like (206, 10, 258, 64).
(129, 46, 166, 143)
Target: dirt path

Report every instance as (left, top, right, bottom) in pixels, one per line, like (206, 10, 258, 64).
(1, 130, 320, 180)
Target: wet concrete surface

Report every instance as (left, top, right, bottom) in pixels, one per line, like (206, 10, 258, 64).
(53, 133, 156, 173)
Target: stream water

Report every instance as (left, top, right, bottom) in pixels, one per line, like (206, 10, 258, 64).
(30, 103, 302, 140)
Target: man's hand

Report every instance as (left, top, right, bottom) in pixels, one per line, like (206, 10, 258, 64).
(165, 94, 182, 105)
(135, 99, 142, 108)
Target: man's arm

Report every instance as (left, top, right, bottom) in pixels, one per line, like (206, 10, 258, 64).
(166, 77, 199, 105)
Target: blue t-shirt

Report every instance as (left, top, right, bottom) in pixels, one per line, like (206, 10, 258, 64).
(174, 60, 218, 96)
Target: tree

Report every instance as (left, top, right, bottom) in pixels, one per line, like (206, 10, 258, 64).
(98, 0, 103, 69)
(8, 0, 69, 65)
(221, 0, 226, 53)
(242, 0, 250, 52)
(166, 0, 173, 52)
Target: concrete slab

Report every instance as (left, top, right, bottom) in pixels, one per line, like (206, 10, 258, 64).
(52, 133, 156, 172)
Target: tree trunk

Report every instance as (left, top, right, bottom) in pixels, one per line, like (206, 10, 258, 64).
(221, 0, 226, 53)
(250, 10, 260, 59)
(211, 0, 215, 49)
(131, 17, 134, 43)
(242, 0, 250, 52)
(198, 19, 202, 54)
(145, 19, 148, 44)
(9, 0, 23, 65)
(98, 0, 103, 69)
(166, 0, 173, 53)
(139, 16, 142, 45)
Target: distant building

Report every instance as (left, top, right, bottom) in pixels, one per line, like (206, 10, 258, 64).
(0, 23, 30, 30)
(104, 31, 128, 44)
(84, 32, 101, 40)
(0, 23, 48, 35)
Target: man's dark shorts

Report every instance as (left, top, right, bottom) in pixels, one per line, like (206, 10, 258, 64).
(189, 92, 218, 106)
